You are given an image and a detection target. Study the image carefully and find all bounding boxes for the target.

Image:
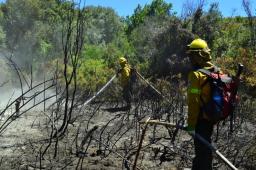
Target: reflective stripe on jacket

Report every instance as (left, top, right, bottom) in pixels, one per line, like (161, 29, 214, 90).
(120, 64, 131, 87)
(187, 70, 211, 129)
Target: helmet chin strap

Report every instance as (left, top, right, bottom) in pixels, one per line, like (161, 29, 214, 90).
(199, 51, 212, 61)
(190, 56, 214, 69)
(120, 62, 127, 68)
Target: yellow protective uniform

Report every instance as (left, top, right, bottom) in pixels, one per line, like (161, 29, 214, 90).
(119, 63, 131, 87)
(187, 69, 212, 129)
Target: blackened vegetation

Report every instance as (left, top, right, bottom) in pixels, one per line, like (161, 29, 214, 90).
(0, 60, 255, 169)
(152, 22, 194, 79)
(0, 3, 256, 170)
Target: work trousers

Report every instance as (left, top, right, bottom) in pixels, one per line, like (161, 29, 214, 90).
(122, 83, 132, 108)
(192, 119, 214, 170)
(122, 70, 136, 109)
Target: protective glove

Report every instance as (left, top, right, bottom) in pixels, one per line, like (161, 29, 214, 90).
(116, 68, 122, 75)
(185, 125, 195, 135)
(130, 67, 136, 73)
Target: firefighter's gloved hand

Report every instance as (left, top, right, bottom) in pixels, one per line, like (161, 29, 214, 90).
(185, 125, 195, 135)
(116, 68, 122, 75)
(131, 67, 136, 72)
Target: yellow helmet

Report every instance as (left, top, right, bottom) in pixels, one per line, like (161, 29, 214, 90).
(119, 57, 127, 64)
(187, 39, 212, 63)
(187, 38, 211, 53)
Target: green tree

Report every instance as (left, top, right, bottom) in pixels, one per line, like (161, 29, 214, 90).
(82, 6, 134, 72)
(0, 7, 5, 48)
(2, 0, 41, 50)
(1, 0, 64, 72)
(84, 6, 123, 44)
(191, 3, 222, 48)
(125, 0, 173, 35)
(212, 17, 250, 58)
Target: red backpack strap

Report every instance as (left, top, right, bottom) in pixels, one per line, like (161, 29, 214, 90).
(198, 67, 232, 84)
(197, 65, 220, 76)
(197, 68, 212, 77)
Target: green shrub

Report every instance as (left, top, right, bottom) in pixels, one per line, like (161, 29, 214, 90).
(77, 58, 115, 91)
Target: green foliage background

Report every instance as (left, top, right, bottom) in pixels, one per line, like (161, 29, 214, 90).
(0, 0, 255, 94)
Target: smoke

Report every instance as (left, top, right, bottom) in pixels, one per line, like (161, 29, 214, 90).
(0, 50, 57, 117)
(0, 51, 12, 88)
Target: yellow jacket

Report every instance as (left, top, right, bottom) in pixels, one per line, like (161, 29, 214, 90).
(119, 64, 131, 87)
(187, 69, 212, 129)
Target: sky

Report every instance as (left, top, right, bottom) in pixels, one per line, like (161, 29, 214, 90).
(82, 0, 249, 17)
(0, 0, 251, 17)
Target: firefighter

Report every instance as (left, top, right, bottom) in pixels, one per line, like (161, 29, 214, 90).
(117, 57, 134, 109)
(186, 38, 216, 170)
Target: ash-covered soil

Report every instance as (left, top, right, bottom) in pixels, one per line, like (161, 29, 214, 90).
(0, 105, 189, 169)
(0, 100, 255, 170)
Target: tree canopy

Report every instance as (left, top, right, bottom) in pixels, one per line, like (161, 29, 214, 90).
(0, 0, 255, 91)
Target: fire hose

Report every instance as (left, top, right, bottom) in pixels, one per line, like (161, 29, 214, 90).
(140, 120, 238, 170)
(135, 70, 162, 97)
(82, 74, 116, 106)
